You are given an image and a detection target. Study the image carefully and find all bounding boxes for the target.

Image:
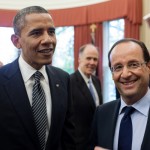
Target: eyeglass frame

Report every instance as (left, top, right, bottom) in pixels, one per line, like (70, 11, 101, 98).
(111, 61, 147, 73)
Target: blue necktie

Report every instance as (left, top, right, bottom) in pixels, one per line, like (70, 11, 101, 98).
(118, 106, 135, 150)
(88, 80, 96, 104)
(32, 71, 48, 150)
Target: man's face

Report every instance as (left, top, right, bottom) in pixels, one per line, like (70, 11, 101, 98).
(78, 45, 99, 78)
(110, 41, 150, 104)
(12, 13, 56, 70)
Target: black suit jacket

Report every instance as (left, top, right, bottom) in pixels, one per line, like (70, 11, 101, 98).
(0, 59, 75, 150)
(70, 70, 102, 150)
(89, 99, 150, 150)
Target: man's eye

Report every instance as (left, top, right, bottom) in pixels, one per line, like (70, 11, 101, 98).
(33, 31, 41, 35)
(48, 29, 55, 35)
(30, 30, 41, 36)
(87, 57, 91, 61)
(114, 65, 123, 71)
(129, 62, 139, 68)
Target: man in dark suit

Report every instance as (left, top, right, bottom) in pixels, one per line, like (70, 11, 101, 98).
(70, 44, 103, 150)
(89, 38, 150, 150)
(0, 6, 75, 150)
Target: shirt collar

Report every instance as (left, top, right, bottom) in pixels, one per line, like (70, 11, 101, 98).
(78, 68, 92, 84)
(19, 55, 48, 83)
(119, 88, 150, 117)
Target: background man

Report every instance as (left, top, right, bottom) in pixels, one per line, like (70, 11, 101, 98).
(70, 43, 103, 150)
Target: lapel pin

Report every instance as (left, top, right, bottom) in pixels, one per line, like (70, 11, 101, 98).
(56, 84, 59, 87)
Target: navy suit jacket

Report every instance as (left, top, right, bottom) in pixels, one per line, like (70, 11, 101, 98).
(70, 70, 102, 150)
(89, 99, 150, 150)
(0, 59, 75, 150)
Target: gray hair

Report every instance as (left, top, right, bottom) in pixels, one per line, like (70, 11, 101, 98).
(79, 43, 98, 57)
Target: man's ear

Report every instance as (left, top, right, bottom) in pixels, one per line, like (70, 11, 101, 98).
(112, 73, 115, 80)
(78, 57, 80, 64)
(11, 34, 21, 49)
(147, 61, 150, 73)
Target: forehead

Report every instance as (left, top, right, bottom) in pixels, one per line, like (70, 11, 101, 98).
(24, 13, 54, 26)
(110, 41, 144, 64)
(83, 46, 98, 56)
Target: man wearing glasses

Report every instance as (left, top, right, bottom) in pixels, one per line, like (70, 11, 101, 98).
(89, 38, 150, 150)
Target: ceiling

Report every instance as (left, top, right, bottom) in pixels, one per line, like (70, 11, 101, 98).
(0, 0, 110, 10)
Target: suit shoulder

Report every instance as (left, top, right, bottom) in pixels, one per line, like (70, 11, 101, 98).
(92, 100, 120, 121)
(47, 65, 69, 76)
(70, 71, 77, 80)
(92, 75, 101, 82)
(0, 59, 19, 81)
(70, 70, 81, 79)
(97, 100, 120, 113)
(99, 100, 119, 107)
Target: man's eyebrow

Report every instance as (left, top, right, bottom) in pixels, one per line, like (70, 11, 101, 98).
(28, 28, 42, 35)
(49, 27, 55, 31)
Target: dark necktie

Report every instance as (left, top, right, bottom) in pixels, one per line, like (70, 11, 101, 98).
(32, 71, 48, 150)
(88, 80, 96, 103)
(118, 106, 135, 150)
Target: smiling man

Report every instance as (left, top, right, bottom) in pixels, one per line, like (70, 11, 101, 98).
(89, 38, 150, 150)
(0, 6, 75, 150)
(70, 44, 103, 150)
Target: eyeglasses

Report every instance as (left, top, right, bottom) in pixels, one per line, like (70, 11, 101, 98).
(111, 62, 147, 73)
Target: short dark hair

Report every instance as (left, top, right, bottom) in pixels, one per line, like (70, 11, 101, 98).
(13, 6, 49, 35)
(108, 38, 150, 68)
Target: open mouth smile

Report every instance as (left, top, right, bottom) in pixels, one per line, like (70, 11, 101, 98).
(122, 81, 135, 85)
(37, 48, 53, 53)
(120, 79, 138, 88)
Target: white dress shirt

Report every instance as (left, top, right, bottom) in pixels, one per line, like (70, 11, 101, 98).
(18, 55, 52, 141)
(78, 68, 99, 106)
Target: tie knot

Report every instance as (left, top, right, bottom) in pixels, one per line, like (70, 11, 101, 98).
(88, 79, 92, 84)
(123, 106, 135, 119)
(34, 71, 42, 82)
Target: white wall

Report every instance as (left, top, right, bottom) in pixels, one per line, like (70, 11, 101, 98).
(140, 0, 150, 50)
(0, 0, 109, 10)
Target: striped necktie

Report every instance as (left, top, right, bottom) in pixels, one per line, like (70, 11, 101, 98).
(32, 71, 48, 150)
(88, 79, 96, 104)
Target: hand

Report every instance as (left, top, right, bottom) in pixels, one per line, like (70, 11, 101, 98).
(94, 146, 110, 150)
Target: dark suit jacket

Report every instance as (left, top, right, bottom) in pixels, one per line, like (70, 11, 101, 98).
(0, 59, 75, 150)
(70, 70, 102, 150)
(89, 99, 150, 150)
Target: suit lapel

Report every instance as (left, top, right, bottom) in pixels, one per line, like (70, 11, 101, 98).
(76, 71, 96, 110)
(3, 60, 40, 148)
(141, 108, 150, 149)
(45, 66, 65, 142)
(106, 100, 150, 149)
(109, 100, 121, 148)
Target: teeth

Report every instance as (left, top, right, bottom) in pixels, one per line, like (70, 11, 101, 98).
(43, 49, 50, 52)
(123, 81, 134, 85)
(38, 49, 52, 53)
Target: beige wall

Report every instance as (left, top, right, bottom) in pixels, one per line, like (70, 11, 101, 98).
(140, 0, 150, 50)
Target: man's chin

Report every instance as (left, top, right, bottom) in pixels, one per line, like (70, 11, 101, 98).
(41, 59, 52, 65)
(85, 72, 93, 77)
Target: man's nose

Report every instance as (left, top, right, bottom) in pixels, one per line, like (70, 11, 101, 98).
(120, 66, 132, 78)
(42, 32, 52, 43)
